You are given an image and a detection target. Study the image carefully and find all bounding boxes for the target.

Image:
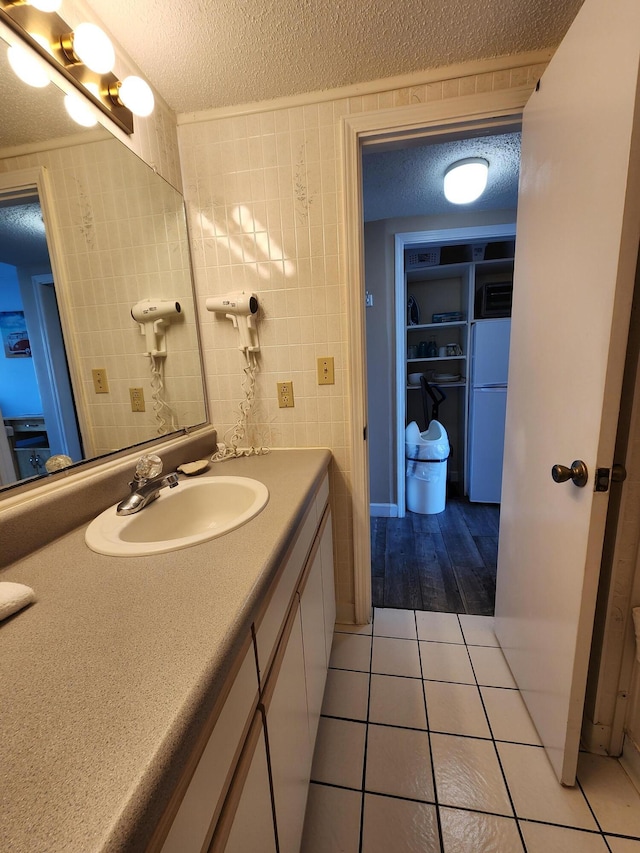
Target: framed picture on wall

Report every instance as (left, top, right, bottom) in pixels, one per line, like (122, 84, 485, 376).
(0, 312, 31, 358)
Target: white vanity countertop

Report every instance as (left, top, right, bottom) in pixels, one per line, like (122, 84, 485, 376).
(0, 448, 331, 852)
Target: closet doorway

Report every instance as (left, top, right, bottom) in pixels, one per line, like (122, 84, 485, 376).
(362, 129, 521, 615)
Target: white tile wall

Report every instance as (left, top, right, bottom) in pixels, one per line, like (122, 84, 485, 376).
(177, 60, 547, 621)
(0, 139, 204, 456)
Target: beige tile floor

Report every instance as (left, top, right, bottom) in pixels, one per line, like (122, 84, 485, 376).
(300, 609, 640, 853)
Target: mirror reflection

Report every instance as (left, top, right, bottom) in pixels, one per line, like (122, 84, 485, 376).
(0, 31, 207, 492)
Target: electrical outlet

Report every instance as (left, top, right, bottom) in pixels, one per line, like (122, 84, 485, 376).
(277, 381, 294, 408)
(129, 387, 146, 412)
(92, 368, 109, 394)
(317, 357, 335, 385)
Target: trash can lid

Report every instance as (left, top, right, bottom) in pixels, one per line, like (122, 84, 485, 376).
(405, 420, 450, 460)
(405, 420, 449, 444)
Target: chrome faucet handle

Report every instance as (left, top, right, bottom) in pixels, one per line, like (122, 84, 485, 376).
(134, 453, 163, 484)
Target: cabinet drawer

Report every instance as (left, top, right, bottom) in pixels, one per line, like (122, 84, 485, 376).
(316, 472, 329, 515)
(254, 503, 323, 686)
(161, 642, 258, 853)
(254, 474, 329, 683)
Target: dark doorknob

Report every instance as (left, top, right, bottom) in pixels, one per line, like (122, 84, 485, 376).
(552, 460, 589, 488)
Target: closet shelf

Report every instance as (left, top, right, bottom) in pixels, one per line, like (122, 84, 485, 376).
(407, 381, 466, 389)
(407, 355, 467, 363)
(406, 321, 467, 332)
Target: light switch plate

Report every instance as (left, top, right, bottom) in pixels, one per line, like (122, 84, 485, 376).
(317, 357, 335, 385)
(92, 368, 109, 394)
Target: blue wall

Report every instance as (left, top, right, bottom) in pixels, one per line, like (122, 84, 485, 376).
(0, 263, 42, 418)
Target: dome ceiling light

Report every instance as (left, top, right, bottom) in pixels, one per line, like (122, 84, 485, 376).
(0, 0, 155, 133)
(444, 158, 490, 205)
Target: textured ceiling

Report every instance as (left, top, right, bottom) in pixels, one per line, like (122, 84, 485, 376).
(84, 0, 585, 113)
(0, 38, 110, 151)
(0, 199, 49, 267)
(362, 131, 521, 221)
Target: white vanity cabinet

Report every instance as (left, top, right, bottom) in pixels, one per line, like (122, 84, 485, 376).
(159, 642, 259, 853)
(262, 506, 334, 853)
(262, 598, 312, 853)
(158, 472, 334, 853)
(208, 710, 277, 853)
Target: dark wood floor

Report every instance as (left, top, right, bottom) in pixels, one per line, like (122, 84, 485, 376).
(370, 498, 500, 616)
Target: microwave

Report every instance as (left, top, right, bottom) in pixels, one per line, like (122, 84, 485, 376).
(476, 281, 513, 318)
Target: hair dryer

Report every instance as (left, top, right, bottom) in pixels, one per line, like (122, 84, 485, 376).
(205, 291, 260, 353)
(131, 299, 181, 356)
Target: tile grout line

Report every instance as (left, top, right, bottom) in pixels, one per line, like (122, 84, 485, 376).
(459, 618, 616, 848)
(356, 611, 375, 853)
(326, 614, 640, 850)
(319, 708, 546, 747)
(416, 609, 446, 853)
(457, 612, 530, 853)
(574, 776, 614, 852)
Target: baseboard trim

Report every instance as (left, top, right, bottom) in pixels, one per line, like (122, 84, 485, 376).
(581, 718, 612, 755)
(370, 503, 398, 517)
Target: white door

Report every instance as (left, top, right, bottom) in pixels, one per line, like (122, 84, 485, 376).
(495, 0, 640, 785)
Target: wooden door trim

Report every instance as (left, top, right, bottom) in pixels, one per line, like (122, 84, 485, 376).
(340, 89, 531, 624)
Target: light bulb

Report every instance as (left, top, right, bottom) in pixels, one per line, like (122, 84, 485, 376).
(118, 76, 154, 117)
(64, 83, 99, 127)
(443, 158, 489, 205)
(71, 23, 114, 73)
(29, 0, 62, 10)
(7, 34, 50, 88)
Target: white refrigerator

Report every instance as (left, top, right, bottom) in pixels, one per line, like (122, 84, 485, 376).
(467, 318, 511, 503)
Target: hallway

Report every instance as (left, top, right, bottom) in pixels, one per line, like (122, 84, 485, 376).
(301, 609, 640, 852)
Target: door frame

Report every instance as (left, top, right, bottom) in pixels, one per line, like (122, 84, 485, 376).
(0, 167, 92, 456)
(341, 88, 531, 624)
(30, 274, 83, 461)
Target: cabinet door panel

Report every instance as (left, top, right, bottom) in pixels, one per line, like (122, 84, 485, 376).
(319, 510, 336, 663)
(214, 713, 276, 853)
(161, 644, 257, 853)
(266, 603, 311, 853)
(255, 505, 317, 683)
(300, 545, 328, 747)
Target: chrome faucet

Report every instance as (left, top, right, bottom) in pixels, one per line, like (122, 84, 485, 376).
(116, 454, 179, 516)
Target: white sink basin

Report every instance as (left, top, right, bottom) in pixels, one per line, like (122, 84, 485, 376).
(85, 476, 269, 556)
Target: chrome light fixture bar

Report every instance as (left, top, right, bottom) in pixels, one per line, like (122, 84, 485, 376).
(0, 1, 143, 134)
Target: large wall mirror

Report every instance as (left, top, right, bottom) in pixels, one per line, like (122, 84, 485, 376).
(0, 30, 207, 494)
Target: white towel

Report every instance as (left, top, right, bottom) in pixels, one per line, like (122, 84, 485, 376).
(0, 582, 35, 622)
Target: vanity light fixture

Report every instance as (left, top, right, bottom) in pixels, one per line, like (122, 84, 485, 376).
(443, 158, 489, 204)
(1, 0, 61, 9)
(64, 83, 99, 127)
(59, 21, 115, 74)
(108, 75, 155, 117)
(6, 31, 49, 86)
(0, 1, 155, 133)
(29, 0, 61, 10)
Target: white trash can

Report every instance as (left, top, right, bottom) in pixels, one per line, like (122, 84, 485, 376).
(405, 420, 450, 514)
